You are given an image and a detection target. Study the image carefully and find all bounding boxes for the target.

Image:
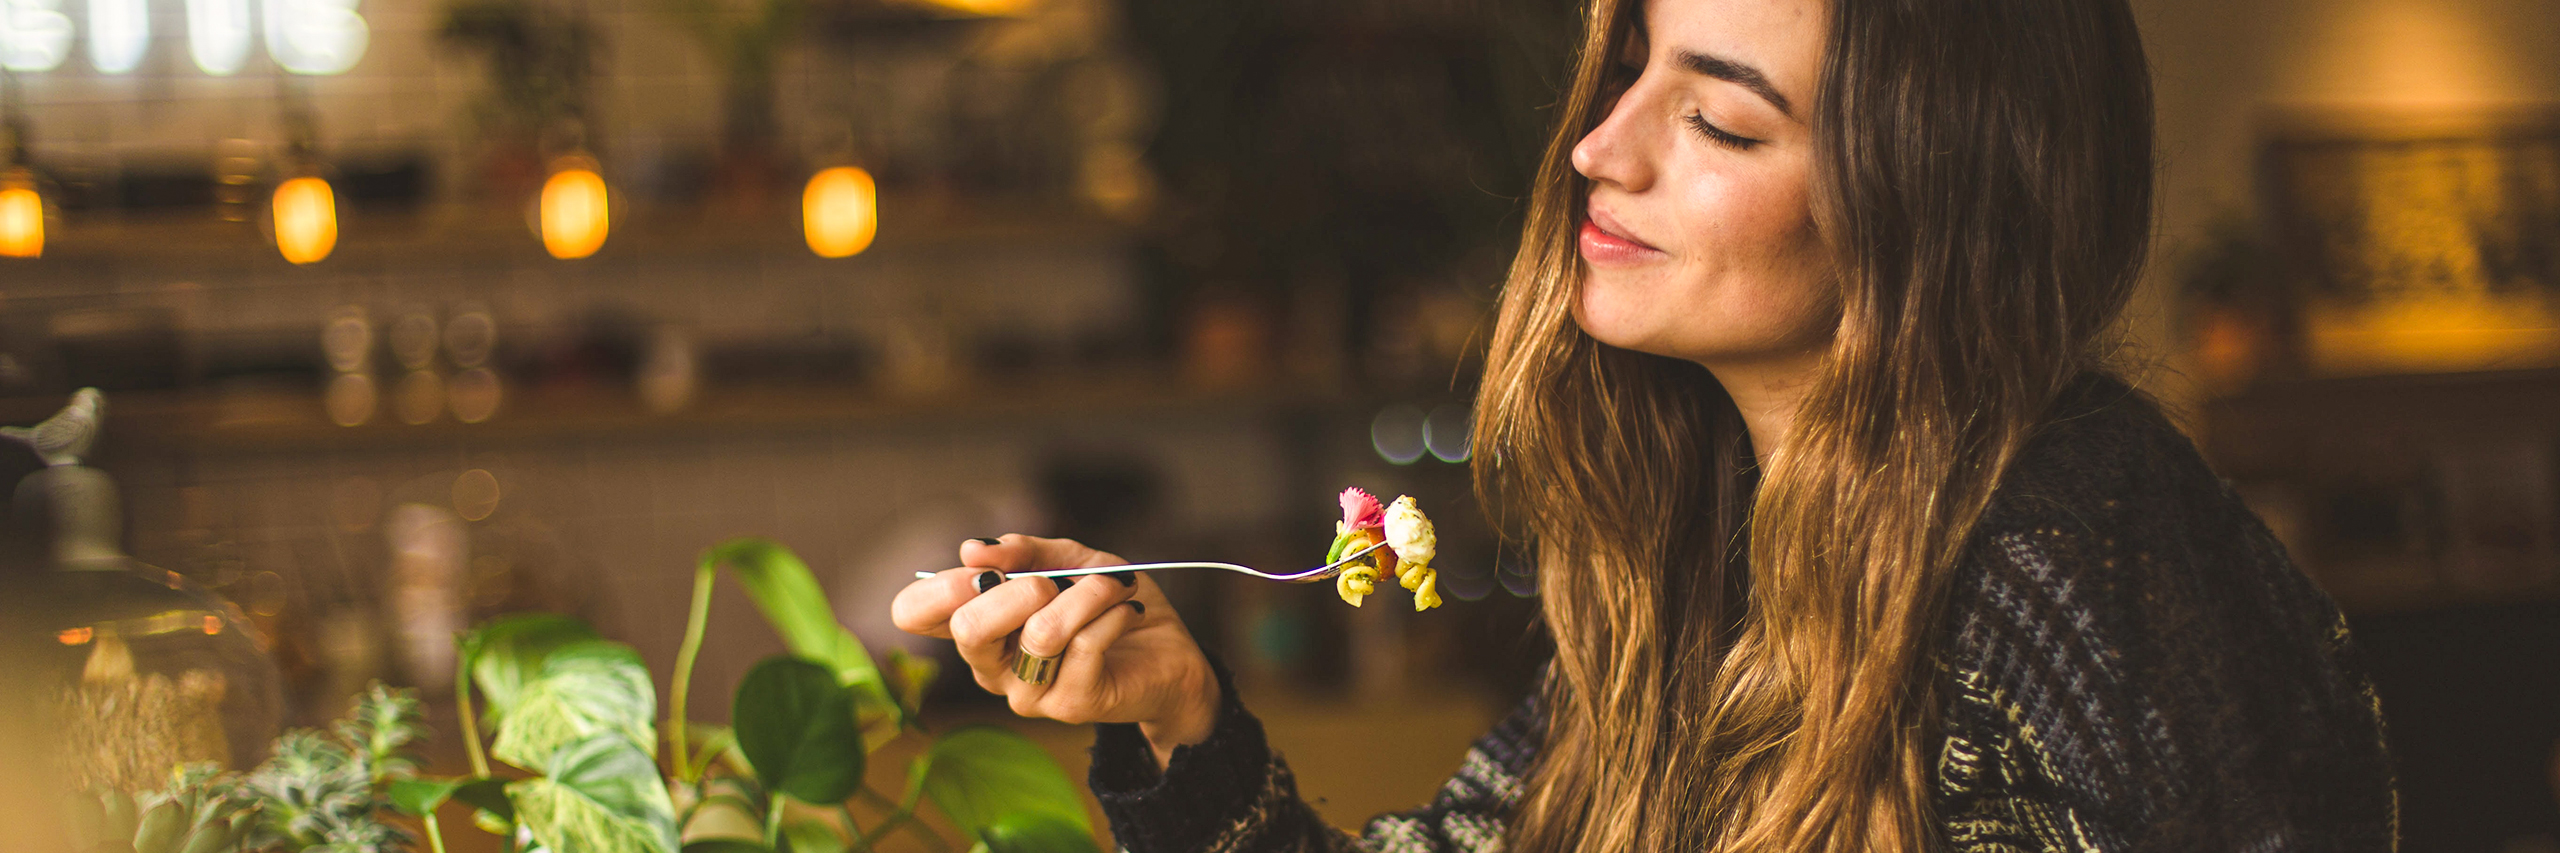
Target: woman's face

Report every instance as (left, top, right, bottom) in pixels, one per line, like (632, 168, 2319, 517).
(1571, 0, 1835, 371)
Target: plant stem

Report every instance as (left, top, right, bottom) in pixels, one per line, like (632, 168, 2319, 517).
(838, 804, 872, 853)
(852, 787, 954, 853)
(456, 654, 489, 779)
(423, 812, 449, 853)
(763, 795, 786, 848)
(671, 562, 718, 783)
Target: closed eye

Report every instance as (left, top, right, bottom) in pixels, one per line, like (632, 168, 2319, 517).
(1684, 113, 1762, 151)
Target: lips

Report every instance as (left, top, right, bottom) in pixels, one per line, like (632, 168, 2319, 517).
(1578, 204, 1664, 265)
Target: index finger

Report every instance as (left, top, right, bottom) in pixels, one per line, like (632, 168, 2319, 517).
(891, 567, 1000, 639)
(960, 534, 1124, 573)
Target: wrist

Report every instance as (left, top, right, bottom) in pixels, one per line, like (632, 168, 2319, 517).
(1137, 659, 1219, 769)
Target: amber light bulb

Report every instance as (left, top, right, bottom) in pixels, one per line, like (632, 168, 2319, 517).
(540, 158, 609, 260)
(0, 169, 43, 259)
(803, 166, 877, 258)
(273, 176, 338, 265)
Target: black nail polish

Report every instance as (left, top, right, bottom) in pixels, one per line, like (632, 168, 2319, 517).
(1125, 600, 1147, 616)
(970, 537, 1002, 546)
(1104, 570, 1139, 587)
(1048, 575, 1075, 593)
(974, 571, 1004, 593)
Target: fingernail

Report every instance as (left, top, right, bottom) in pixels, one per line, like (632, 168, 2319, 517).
(1125, 600, 1146, 616)
(1048, 575, 1075, 593)
(970, 537, 1002, 546)
(974, 571, 1004, 593)
(1104, 570, 1139, 587)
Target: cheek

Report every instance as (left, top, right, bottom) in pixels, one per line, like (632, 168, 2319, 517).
(1659, 164, 1834, 351)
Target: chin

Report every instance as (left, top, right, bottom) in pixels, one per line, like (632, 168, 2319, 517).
(1570, 290, 1677, 359)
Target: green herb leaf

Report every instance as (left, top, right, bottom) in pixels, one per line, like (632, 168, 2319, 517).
(981, 812, 1101, 853)
(387, 777, 466, 817)
(732, 656, 865, 805)
(780, 819, 849, 853)
(132, 799, 186, 853)
(699, 538, 900, 741)
(462, 614, 601, 724)
(452, 777, 515, 820)
(917, 726, 1090, 841)
(507, 735, 679, 853)
(887, 647, 938, 718)
(679, 840, 774, 853)
(491, 640, 658, 773)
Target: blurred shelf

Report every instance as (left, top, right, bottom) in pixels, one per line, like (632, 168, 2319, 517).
(15, 191, 1132, 268)
(0, 373, 1366, 454)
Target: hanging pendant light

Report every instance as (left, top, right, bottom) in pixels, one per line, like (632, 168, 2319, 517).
(802, 166, 876, 258)
(540, 153, 608, 260)
(0, 167, 40, 258)
(272, 175, 337, 264)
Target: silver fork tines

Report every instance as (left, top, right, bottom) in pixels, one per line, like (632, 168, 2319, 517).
(914, 541, 1388, 585)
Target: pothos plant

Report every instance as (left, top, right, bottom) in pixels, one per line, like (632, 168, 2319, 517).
(401, 536, 1101, 853)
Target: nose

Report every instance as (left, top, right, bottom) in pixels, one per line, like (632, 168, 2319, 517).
(1571, 81, 1656, 194)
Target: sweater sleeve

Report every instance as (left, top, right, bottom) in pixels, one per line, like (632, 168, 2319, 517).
(1087, 654, 1542, 853)
(1934, 498, 2399, 852)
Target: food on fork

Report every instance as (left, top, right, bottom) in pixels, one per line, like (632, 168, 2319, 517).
(1327, 487, 1441, 610)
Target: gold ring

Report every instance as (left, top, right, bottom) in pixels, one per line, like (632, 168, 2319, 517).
(1012, 646, 1061, 686)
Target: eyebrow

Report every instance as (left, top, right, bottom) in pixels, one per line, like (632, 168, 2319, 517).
(1675, 49, 1794, 118)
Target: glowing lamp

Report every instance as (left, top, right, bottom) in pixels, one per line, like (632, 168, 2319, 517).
(803, 166, 877, 258)
(272, 176, 337, 264)
(540, 159, 609, 259)
(0, 170, 41, 258)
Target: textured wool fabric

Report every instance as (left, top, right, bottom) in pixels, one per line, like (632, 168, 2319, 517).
(1088, 373, 2399, 852)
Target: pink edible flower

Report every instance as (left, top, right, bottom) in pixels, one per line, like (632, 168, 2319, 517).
(1339, 487, 1385, 530)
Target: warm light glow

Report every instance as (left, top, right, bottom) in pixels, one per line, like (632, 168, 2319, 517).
(917, 0, 1038, 15)
(803, 166, 878, 258)
(540, 162, 609, 259)
(88, 0, 147, 73)
(203, 614, 221, 635)
(273, 176, 338, 264)
(57, 626, 92, 645)
(0, 172, 40, 258)
(264, 0, 367, 75)
(0, 0, 74, 72)
(187, 0, 252, 74)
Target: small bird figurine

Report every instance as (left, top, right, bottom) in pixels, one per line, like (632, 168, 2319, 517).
(2, 387, 105, 466)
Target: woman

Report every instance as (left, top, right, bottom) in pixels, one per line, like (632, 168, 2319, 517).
(893, 0, 2400, 848)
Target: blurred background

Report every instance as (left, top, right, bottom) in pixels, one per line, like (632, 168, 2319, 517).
(0, 0, 2555, 849)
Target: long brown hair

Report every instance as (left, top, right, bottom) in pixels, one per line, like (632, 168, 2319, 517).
(1473, 0, 2155, 849)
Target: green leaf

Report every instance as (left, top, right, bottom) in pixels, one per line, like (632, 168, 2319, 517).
(388, 778, 467, 817)
(132, 799, 186, 853)
(680, 841, 773, 853)
(452, 777, 514, 820)
(918, 727, 1090, 841)
(507, 735, 679, 853)
(780, 819, 848, 853)
(699, 538, 901, 738)
(732, 656, 865, 805)
(981, 812, 1100, 853)
(463, 614, 601, 724)
(491, 640, 658, 773)
(887, 648, 938, 718)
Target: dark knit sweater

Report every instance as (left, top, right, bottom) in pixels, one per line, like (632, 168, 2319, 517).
(1088, 374, 2399, 852)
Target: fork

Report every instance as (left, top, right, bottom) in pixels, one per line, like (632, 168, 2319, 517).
(911, 541, 1388, 585)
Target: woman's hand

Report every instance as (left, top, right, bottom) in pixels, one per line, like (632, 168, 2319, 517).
(891, 534, 1219, 769)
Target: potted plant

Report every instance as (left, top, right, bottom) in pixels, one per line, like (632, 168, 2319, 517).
(78, 537, 1096, 853)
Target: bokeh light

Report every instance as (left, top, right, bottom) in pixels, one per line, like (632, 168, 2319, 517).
(272, 176, 337, 264)
(804, 166, 878, 258)
(540, 159, 609, 259)
(1370, 404, 1427, 465)
(0, 170, 43, 258)
(1424, 402, 1472, 463)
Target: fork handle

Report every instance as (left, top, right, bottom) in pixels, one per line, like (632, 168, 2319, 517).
(910, 562, 1237, 581)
